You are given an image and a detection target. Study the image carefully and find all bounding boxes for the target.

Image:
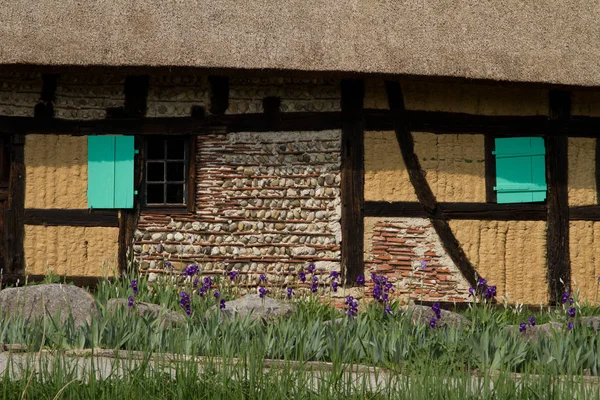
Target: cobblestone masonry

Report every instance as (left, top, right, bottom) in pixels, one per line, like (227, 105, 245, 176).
(54, 73, 125, 120)
(133, 130, 342, 288)
(146, 74, 209, 117)
(364, 217, 471, 303)
(0, 71, 42, 117)
(227, 77, 340, 114)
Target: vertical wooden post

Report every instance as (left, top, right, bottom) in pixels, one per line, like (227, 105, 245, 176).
(340, 79, 364, 285)
(4, 134, 25, 280)
(117, 76, 149, 275)
(547, 90, 571, 303)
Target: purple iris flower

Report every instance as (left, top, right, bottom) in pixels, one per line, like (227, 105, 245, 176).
(431, 302, 441, 320)
(356, 275, 365, 286)
(193, 278, 199, 288)
(568, 321, 574, 331)
(429, 317, 437, 328)
(311, 276, 319, 293)
(519, 323, 527, 333)
(477, 278, 487, 290)
(203, 277, 213, 288)
(330, 271, 340, 279)
(220, 299, 226, 309)
(529, 316, 536, 326)
(183, 265, 199, 277)
(420, 260, 427, 269)
(561, 292, 570, 305)
(229, 271, 238, 280)
(567, 307, 576, 318)
(287, 287, 294, 299)
(130, 280, 138, 295)
(484, 286, 496, 299)
(214, 291, 220, 299)
(259, 274, 267, 282)
(299, 272, 307, 283)
(307, 264, 316, 274)
(384, 305, 393, 315)
(331, 281, 339, 292)
(127, 295, 135, 308)
(468, 287, 475, 297)
(345, 296, 358, 317)
(179, 291, 191, 316)
(259, 287, 269, 298)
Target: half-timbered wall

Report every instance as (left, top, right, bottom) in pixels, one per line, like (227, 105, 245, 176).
(3, 68, 600, 304)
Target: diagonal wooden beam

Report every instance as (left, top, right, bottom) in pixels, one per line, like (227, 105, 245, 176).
(384, 80, 480, 289)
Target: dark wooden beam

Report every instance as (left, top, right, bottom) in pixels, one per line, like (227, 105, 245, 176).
(116, 78, 149, 275)
(384, 80, 479, 289)
(484, 135, 497, 203)
(209, 76, 229, 116)
(364, 201, 548, 220)
(596, 138, 600, 203)
(24, 209, 119, 227)
(33, 74, 58, 119)
(547, 90, 571, 303)
(570, 206, 600, 221)
(4, 134, 25, 276)
(340, 79, 365, 285)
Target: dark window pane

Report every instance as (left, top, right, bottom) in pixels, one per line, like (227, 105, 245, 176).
(166, 162, 185, 181)
(166, 138, 185, 159)
(166, 184, 185, 204)
(147, 162, 165, 182)
(147, 184, 165, 204)
(147, 139, 165, 160)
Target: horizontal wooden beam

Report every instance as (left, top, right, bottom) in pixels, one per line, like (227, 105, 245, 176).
(366, 202, 600, 221)
(24, 209, 119, 227)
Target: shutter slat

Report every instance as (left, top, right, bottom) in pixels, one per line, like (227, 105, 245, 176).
(114, 136, 135, 208)
(87, 136, 116, 208)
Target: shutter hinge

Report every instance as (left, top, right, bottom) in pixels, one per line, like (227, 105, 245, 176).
(134, 149, 140, 155)
(134, 190, 138, 195)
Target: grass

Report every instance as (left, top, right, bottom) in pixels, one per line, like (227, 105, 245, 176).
(1, 270, 600, 398)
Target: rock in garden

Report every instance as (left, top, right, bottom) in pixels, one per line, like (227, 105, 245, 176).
(581, 316, 600, 331)
(0, 284, 98, 328)
(402, 305, 472, 329)
(505, 322, 563, 341)
(207, 294, 294, 321)
(107, 299, 186, 327)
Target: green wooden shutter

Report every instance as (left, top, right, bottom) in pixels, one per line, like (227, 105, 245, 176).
(493, 137, 547, 204)
(87, 136, 135, 209)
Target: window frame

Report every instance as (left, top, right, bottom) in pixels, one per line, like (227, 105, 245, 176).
(141, 136, 195, 211)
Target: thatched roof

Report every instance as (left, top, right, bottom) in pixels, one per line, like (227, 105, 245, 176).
(1, 1, 599, 86)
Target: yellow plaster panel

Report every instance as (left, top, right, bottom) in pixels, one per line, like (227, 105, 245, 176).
(572, 91, 600, 117)
(24, 225, 119, 277)
(364, 79, 388, 110)
(25, 135, 87, 209)
(570, 221, 600, 304)
(413, 133, 485, 202)
(364, 131, 417, 202)
(568, 138, 597, 206)
(450, 220, 548, 305)
(401, 80, 548, 116)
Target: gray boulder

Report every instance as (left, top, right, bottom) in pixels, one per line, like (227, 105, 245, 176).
(0, 284, 98, 328)
(505, 322, 563, 340)
(581, 316, 600, 331)
(107, 298, 187, 327)
(402, 305, 472, 329)
(207, 294, 294, 321)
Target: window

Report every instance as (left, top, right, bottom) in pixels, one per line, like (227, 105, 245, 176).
(144, 137, 190, 208)
(87, 136, 135, 209)
(493, 137, 547, 204)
